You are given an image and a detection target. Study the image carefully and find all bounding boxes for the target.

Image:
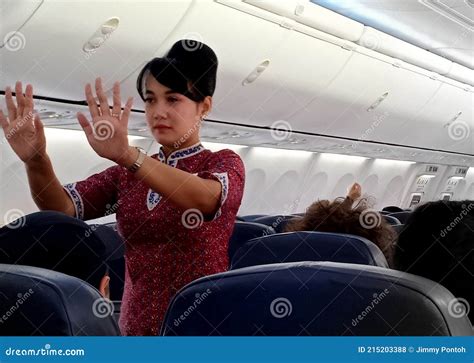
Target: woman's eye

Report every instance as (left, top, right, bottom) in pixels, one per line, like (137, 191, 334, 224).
(144, 98, 154, 104)
(168, 97, 178, 104)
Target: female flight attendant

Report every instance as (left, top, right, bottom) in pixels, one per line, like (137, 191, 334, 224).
(0, 40, 245, 335)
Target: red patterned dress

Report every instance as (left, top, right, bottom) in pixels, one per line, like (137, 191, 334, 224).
(63, 143, 245, 335)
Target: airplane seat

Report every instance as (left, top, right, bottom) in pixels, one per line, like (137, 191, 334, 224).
(230, 231, 389, 269)
(383, 215, 401, 225)
(238, 214, 267, 222)
(388, 211, 411, 224)
(228, 221, 275, 262)
(0, 264, 120, 336)
(252, 215, 301, 233)
(161, 261, 473, 336)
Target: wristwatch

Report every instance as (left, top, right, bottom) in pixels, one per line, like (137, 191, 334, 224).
(127, 147, 146, 173)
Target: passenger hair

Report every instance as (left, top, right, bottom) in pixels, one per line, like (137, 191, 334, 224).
(285, 197, 397, 267)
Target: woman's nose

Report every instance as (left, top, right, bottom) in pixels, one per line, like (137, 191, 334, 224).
(150, 103, 167, 119)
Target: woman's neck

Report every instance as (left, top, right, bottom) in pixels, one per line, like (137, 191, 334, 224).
(162, 140, 201, 158)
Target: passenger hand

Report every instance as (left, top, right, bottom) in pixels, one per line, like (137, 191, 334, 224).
(77, 78, 134, 165)
(0, 82, 47, 164)
(347, 182, 362, 200)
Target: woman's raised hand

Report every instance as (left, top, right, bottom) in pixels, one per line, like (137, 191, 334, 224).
(77, 77, 134, 164)
(0, 82, 47, 163)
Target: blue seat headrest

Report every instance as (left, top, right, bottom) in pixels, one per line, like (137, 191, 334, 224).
(228, 221, 275, 261)
(383, 215, 401, 225)
(0, 264, 120, 336)
(230, 231, 388, 269)
(161, 262, 473, 336)
(388, 211, 411, 224)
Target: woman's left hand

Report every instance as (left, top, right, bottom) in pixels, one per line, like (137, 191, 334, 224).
(77, 77, 134, 164)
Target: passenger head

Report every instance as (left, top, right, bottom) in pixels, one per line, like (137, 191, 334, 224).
(382, 206, 404, 213)
(285, 198, 397, 266)
(136, 39, 218, 150)
(0, 211, 124, 298)
(395, 200, 474, 321)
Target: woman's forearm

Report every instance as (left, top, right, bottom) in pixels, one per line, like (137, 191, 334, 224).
(25, 154, 75, 216)
(119, 147, 221, 214)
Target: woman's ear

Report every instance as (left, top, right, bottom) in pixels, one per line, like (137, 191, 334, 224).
(201, 96, 212, 117)
(99, 275, 111, 299)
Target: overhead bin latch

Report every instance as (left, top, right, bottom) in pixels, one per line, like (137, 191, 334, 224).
(279, 17, 296, 30)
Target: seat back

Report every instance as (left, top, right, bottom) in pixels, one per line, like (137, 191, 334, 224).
(252, 215, 300, 233)
(388, 211, 412, 224)
(228, 221, 275, 262)
(238, 214, 267, 222)
(0, 264, 120, 336)
(383, 215, 401, 225)
(230, 231, 388, 269)
(161, 262, 473, 336)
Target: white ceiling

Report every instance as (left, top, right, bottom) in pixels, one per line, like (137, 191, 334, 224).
(312, 0, 474, 69)
(0, 0, 473, 164)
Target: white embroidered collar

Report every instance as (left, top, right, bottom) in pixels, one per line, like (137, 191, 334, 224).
(157, 142, 205, 165)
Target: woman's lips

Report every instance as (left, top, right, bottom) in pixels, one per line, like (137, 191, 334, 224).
(154, 125, 172, 130)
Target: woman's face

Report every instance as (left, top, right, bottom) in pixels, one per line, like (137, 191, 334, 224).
(144, 75, 210, 149)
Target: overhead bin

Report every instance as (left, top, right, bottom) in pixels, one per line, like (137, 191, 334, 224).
(135, 0, 353, 125)
(0, 0, 44, 48)
(243, 0, 364, 41)
(288, 48, 442, 148)
(1, 0, 193, 100)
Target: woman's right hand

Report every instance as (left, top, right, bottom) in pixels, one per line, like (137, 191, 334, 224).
(0, 82, 47, 163)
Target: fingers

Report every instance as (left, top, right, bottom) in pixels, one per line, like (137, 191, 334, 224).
(111, 82, 121, 117)
(15, 81, 25, 117)
(77, 112, 93, 137)
(33, 113, 44, 133)
(5, 86, 17, 122)
(23, 84, 34, 119)
(85, 83, 100, 118)
(121, 97, 134, 128)
(95, 78, 110, 118)
(0, 109, 9, 133)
